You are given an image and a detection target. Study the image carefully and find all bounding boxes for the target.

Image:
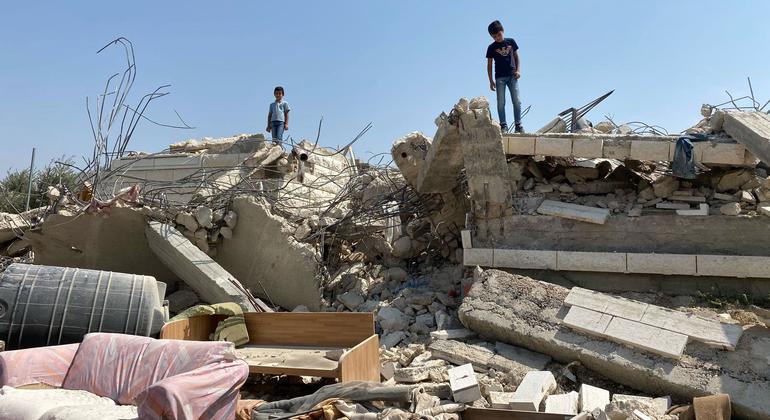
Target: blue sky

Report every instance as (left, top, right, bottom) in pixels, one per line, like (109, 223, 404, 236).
(1, 1, 769, 174)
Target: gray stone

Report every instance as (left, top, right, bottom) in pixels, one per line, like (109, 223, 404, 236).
(391, 236, 413, 258)
(378, 307, 410, 333)
(653, 177, 679, 198)
(194, 205, 213, 228)
(337, 291, 364, 310)
(175, 212, 199, 232)
(166, 289, 200, 314)
(494, 342, 551, 370)
(223, 210, 238, 228)
(720, 202, 741, 216)
(723, 111, 770, 165)
(385, 267, 408, 282)
(380, 331, 406, 348)
(717, 170, 752, 192)
(428, 340, 494, 371)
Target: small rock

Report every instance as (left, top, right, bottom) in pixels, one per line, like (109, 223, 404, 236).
(720, 202, 741, 216)
(194, 206, 213, 228)
(536, 184, 554, 193)
(392, 236, 413, 258)
(220, 226, 233, 239)
(175, 212, 199, 232)
(337, 291, 365, 310)
(378, 307, 410, 332)
(224, 210, 238, 229)
(381, 331, 406, 348)
(166, 289, 200, 314)
(385, 267, 408, 282)
(653, 177, 679, 198)
(194, 229, 208, 240)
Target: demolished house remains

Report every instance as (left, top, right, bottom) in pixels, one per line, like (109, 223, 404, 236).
(2, 83, 770, 419)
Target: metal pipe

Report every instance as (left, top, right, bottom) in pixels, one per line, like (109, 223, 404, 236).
(25, 148, 36, 211)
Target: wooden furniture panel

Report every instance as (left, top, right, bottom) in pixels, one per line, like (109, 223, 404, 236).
(243, 312, 375, 347)
(339, 334, 380, 382)
(159, 314, 226, 341)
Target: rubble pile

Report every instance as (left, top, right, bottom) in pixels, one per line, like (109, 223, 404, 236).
(1, 92, 770, 419)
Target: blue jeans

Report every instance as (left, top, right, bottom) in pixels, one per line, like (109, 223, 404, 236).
(271, 121, 285, 142)
(495, 76, 522, 127)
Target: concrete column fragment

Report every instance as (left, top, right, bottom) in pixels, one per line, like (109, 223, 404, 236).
(146, 221, 256, 311)
(723, 111, 770, 164)
(537, 200, 610, 224)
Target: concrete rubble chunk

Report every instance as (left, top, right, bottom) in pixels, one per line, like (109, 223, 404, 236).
(579, 384, 610, 412)
(723, 111, 770, 165)
(428, 339, 494, 371)
(545, 391, 579, 415)
(378, 307, 410, 333)
(380, 331, 406, 348)
(508, 370, 557, 412)
(676, 203, 708, 216)
(223, 210, 238, 229)
(652, 177, 679, 198)
(145, 221, 256, 311)
(430, 328, 475, 341)
(489, 391, 517, 409)
(458, 270, 770, 418)
(194, 205, 213, 228)
(166, 289, 200, 314)
(537, 200, 611, 224)
(175, 211, 199, 232)
(493, 342, 551, 370)
(760, 203, 770, 217)
(394, 359, 446, 383)
(415, 101, 465, 193)
(448, 363, 482, 403)
(720, 202, 741, 216)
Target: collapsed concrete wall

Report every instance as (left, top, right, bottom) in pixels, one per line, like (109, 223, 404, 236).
(458, 269, 770, 419)
(215, 196, 321, 311)
(25, 207, 179, 283)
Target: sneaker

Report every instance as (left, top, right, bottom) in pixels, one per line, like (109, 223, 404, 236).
(514, 124, 524, 134)
(500, 123, 508, 133)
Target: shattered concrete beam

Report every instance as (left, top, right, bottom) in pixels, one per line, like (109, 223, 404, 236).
(723, 111, 770, 165)
(415, 107, 464, 193)
(536, 200, 610, 225)
(146, 221, 257, 311)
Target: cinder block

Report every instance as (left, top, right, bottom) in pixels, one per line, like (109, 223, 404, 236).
(461, 230, 472, 249)
(604, 317, 688, 358)
(626, 253, 697, 275)
(602, 140, 631, 160)
(701, 143, 747, 165)
(562, 306, 613, 337)
(448, 363, 482, 403)
(557, 251, 627, 273)
(579, 384, 610, 412)
(630, 141, 670, 161)
(676, 203, 709, 216)
(506, 136, 536, 155)
(572, 138, 604, 158)
(463, 248, 494, 267)
(489, 391, 518, 409)
(545, 391, 579, 415)
(535, 137, 572, 157)
(493, 249, 557, 270)
(509, 371, 557, 412)
(696, 255, 770, 279)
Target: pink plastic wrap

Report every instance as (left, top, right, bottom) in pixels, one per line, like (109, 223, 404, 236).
(135, 359, 249, 420)
(0, 343, 79, 387)
(62, 333, 236, 405)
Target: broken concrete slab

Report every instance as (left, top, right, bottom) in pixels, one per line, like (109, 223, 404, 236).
(458, 269, 770, 419)
(655, 202, 691, 210)
(676, 203, 709, 216)
(603, 317, 688, 359)
(430, 328, 475, 341)
(508, 370, 557, 412)
(489, 391, 517, 409)
(428, 339, 494, 371)
(215, 196, 320, 311)
(639, 305, 743, 350)
(146, 221, 256, 311)
(537, 200, 610, 225)
(565, 287, 648, 321)
(415, 106, 464, 193)
(723, 111, 770, 164)
(494, 342, 551, 371)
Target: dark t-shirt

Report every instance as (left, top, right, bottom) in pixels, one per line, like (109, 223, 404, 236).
(486, 38, 519, 78)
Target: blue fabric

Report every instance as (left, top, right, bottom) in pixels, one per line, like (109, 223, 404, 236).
(672, 134, 708, 179)
(495, 76, 522, 127)
(271, 120, 284, 141)
(269, 101, 290, 122)
(486, 38, 518, 78)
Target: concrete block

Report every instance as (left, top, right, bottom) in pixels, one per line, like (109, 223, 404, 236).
(562, 306, 613, 337)
(713, 192, 737, 201)
(626, 253, 697, 275)
(494, 342, 551, 370)
(428, 340, 494, 370)
(537, 200, 611, 224)
(572, 137, 604, 158)
(509, 371, 557, 411)
(557, 251, 627, 273)
(603, 317, 688, 358)
(145, 222, 256, 311)
(152, 155, 203, 169)
(506, 136, 536, 155)
(697, 254, 770, 279)
(448, 363, 482, 403)
(579, 384, 610, 412)
(602, 139, 631, 160)
(640, 305, 743, 350)
(656, 202, 691, 210)
(630, 140, 670, 161)
(461, 230, 472, 249)
(669, 195, 706, 203)
(493, 249, 557, 270)
(535, 137, 573, 157)
(701, 143, 747, 165)
(463, 248, 494, 267)
(489, 391, 518, 409)
(430, 329, 475, 341)
(565, 287, 647, 321)
(676, 203, 709, 215)
(723, 112, 770, 165)
(759, 203, 770, 217)
(545, 391, 579, 415)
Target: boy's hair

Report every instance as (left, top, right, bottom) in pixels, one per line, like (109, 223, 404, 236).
(488, 20, 504, 36)
(274, 86, 284, 94)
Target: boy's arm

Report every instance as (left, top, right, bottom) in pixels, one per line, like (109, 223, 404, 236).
(487, 58, 495, 91)
(266, 109, 272, 131)
(513, 51, 521, 79)
(284, 110, 289, 129)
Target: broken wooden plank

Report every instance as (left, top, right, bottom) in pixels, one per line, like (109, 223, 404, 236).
(536, 200, 610, 225)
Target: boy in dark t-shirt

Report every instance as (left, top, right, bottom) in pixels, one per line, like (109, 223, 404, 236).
(486, 20, 523, 133)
